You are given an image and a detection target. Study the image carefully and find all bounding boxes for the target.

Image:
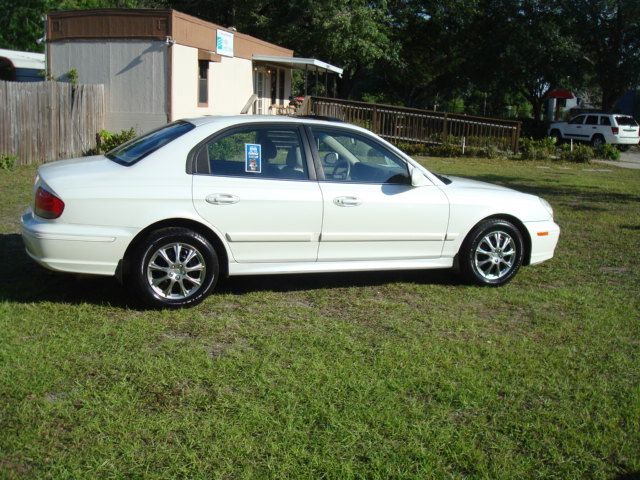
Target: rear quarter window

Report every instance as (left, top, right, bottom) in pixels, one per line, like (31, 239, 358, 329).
(615, 116, 638, 126)
(107, 121, 195, 166)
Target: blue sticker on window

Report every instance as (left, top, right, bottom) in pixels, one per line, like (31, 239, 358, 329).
(245, 143, 262, 173)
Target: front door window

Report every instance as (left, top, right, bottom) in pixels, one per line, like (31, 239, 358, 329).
(310, 127, 410, 184)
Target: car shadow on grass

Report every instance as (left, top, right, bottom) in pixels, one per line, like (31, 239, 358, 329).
(0, 233, 460, 306)
(0, 233, 131, 307)
(219, 268, 459, 295)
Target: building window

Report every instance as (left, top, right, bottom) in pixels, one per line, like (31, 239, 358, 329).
(198, 60, 208, 106)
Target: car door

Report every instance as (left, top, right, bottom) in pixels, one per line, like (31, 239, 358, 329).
(584, 115, 600, 140)
(191, 124, 323, 263)
(565, 115, 586, 139)
(307, 126, 449, 262)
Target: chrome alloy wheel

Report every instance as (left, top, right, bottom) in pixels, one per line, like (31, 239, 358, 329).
(474, 231, 516, 281)
(146, 242, 207, 300)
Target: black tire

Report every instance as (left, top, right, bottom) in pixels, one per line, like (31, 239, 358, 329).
(618, 145, 630, 152)
(459, 219, 524, 286)
(127, 227, 219, 308)
(591, 134, 605, 149)
(550, 130, 563, 145)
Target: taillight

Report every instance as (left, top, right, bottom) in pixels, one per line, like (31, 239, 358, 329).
(611, 127, 619, 135)
(34, 186, 65, 219)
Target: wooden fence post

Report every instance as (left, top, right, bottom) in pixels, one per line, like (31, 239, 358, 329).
(513, 121, 521, 153)
(372, 104, 378, 133)
(442, 112, 448, 139)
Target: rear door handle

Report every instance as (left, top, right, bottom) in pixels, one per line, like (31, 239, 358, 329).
(334, 196, 362, 207)
(206, 193, 239, 205)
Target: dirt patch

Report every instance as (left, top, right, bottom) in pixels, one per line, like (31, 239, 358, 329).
(600, 267, 629, 274)
(207, 338, 251, 359)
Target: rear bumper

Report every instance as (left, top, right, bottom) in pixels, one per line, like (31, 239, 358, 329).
(611, 136, 639, 145)
(524, 219, 560, 265)
(21, 209, 136, 276)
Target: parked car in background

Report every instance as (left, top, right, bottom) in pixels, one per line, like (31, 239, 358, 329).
(548, 113, 639, 150)
(22, 116, 560, 308)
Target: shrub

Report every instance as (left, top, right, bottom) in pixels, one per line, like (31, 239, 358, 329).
(395, 142, 428, 156)
(0, 154, 17, 170)
(97, 128, 137, 153)
(464, 145, 505, 159)
(595, 143, 620, 161)
(560, 144, 593, 163)
(519, 137, 556, 160)
(427, 143, 463, 157)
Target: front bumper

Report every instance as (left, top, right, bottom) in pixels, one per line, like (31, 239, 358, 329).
(524, 219, 560, 265)
(21, 209, 136, 276)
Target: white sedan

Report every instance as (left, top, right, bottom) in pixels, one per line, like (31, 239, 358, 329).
(21, 116, 560, 308)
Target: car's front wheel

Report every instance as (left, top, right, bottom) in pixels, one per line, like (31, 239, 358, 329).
(459, 219, 524, 286)
(128, 227, 219, 308)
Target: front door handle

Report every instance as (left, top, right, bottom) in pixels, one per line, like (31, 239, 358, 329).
(334, 196, 362, 207)
(206, 193, 239, 205)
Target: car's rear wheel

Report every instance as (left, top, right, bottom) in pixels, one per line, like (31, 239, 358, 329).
(129, 227, 219, 308)
(459, 219, 524, 286)
(591, 134, 605, 149)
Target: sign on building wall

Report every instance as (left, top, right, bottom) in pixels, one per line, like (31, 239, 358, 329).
(216, 30, 234, 57)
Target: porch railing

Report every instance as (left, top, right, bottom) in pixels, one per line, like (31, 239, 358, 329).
(305, 96, 521, 153)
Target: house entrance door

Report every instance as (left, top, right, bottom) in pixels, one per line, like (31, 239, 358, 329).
(253, 70, 266, 114)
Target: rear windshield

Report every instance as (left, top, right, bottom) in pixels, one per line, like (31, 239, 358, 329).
(107, 121, 195, 165)
(615, 116, 638, 126)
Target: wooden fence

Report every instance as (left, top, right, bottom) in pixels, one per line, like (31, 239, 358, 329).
(0, 81, 105, 165)
(307, 96, 522, 153)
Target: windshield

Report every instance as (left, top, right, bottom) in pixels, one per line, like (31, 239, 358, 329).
(615, 116, 638, 126)
(106, 121, 195, 165)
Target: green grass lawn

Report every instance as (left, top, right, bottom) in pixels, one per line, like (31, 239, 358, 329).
(1, 158, 639, 479)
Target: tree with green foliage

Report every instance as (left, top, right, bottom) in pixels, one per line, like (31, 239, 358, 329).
(562, 0, 640, 111)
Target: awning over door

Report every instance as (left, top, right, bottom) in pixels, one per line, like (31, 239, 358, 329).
(252, 55, 343, 77)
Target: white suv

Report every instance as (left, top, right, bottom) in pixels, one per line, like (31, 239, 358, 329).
(548, 113, 639, 150)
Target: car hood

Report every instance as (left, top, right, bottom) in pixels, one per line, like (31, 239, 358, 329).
(444, 175, 518, 193)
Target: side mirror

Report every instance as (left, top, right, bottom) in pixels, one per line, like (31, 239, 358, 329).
(324, 152, 339, 166)
(410, 166, 430, 187)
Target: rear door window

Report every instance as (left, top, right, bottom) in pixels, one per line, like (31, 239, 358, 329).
(194, 126, 309, 180)
(585, 115, 598, 125)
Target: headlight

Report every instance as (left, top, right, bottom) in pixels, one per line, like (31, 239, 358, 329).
(539, 197, 553, 218)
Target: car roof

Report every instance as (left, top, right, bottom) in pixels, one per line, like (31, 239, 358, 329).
(183, 115, 363, 130)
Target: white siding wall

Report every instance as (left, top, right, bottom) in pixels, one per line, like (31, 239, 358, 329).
(49, 40, 168, 132)
(171, 43, 255, 119)
(209, 55, 255, 115)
